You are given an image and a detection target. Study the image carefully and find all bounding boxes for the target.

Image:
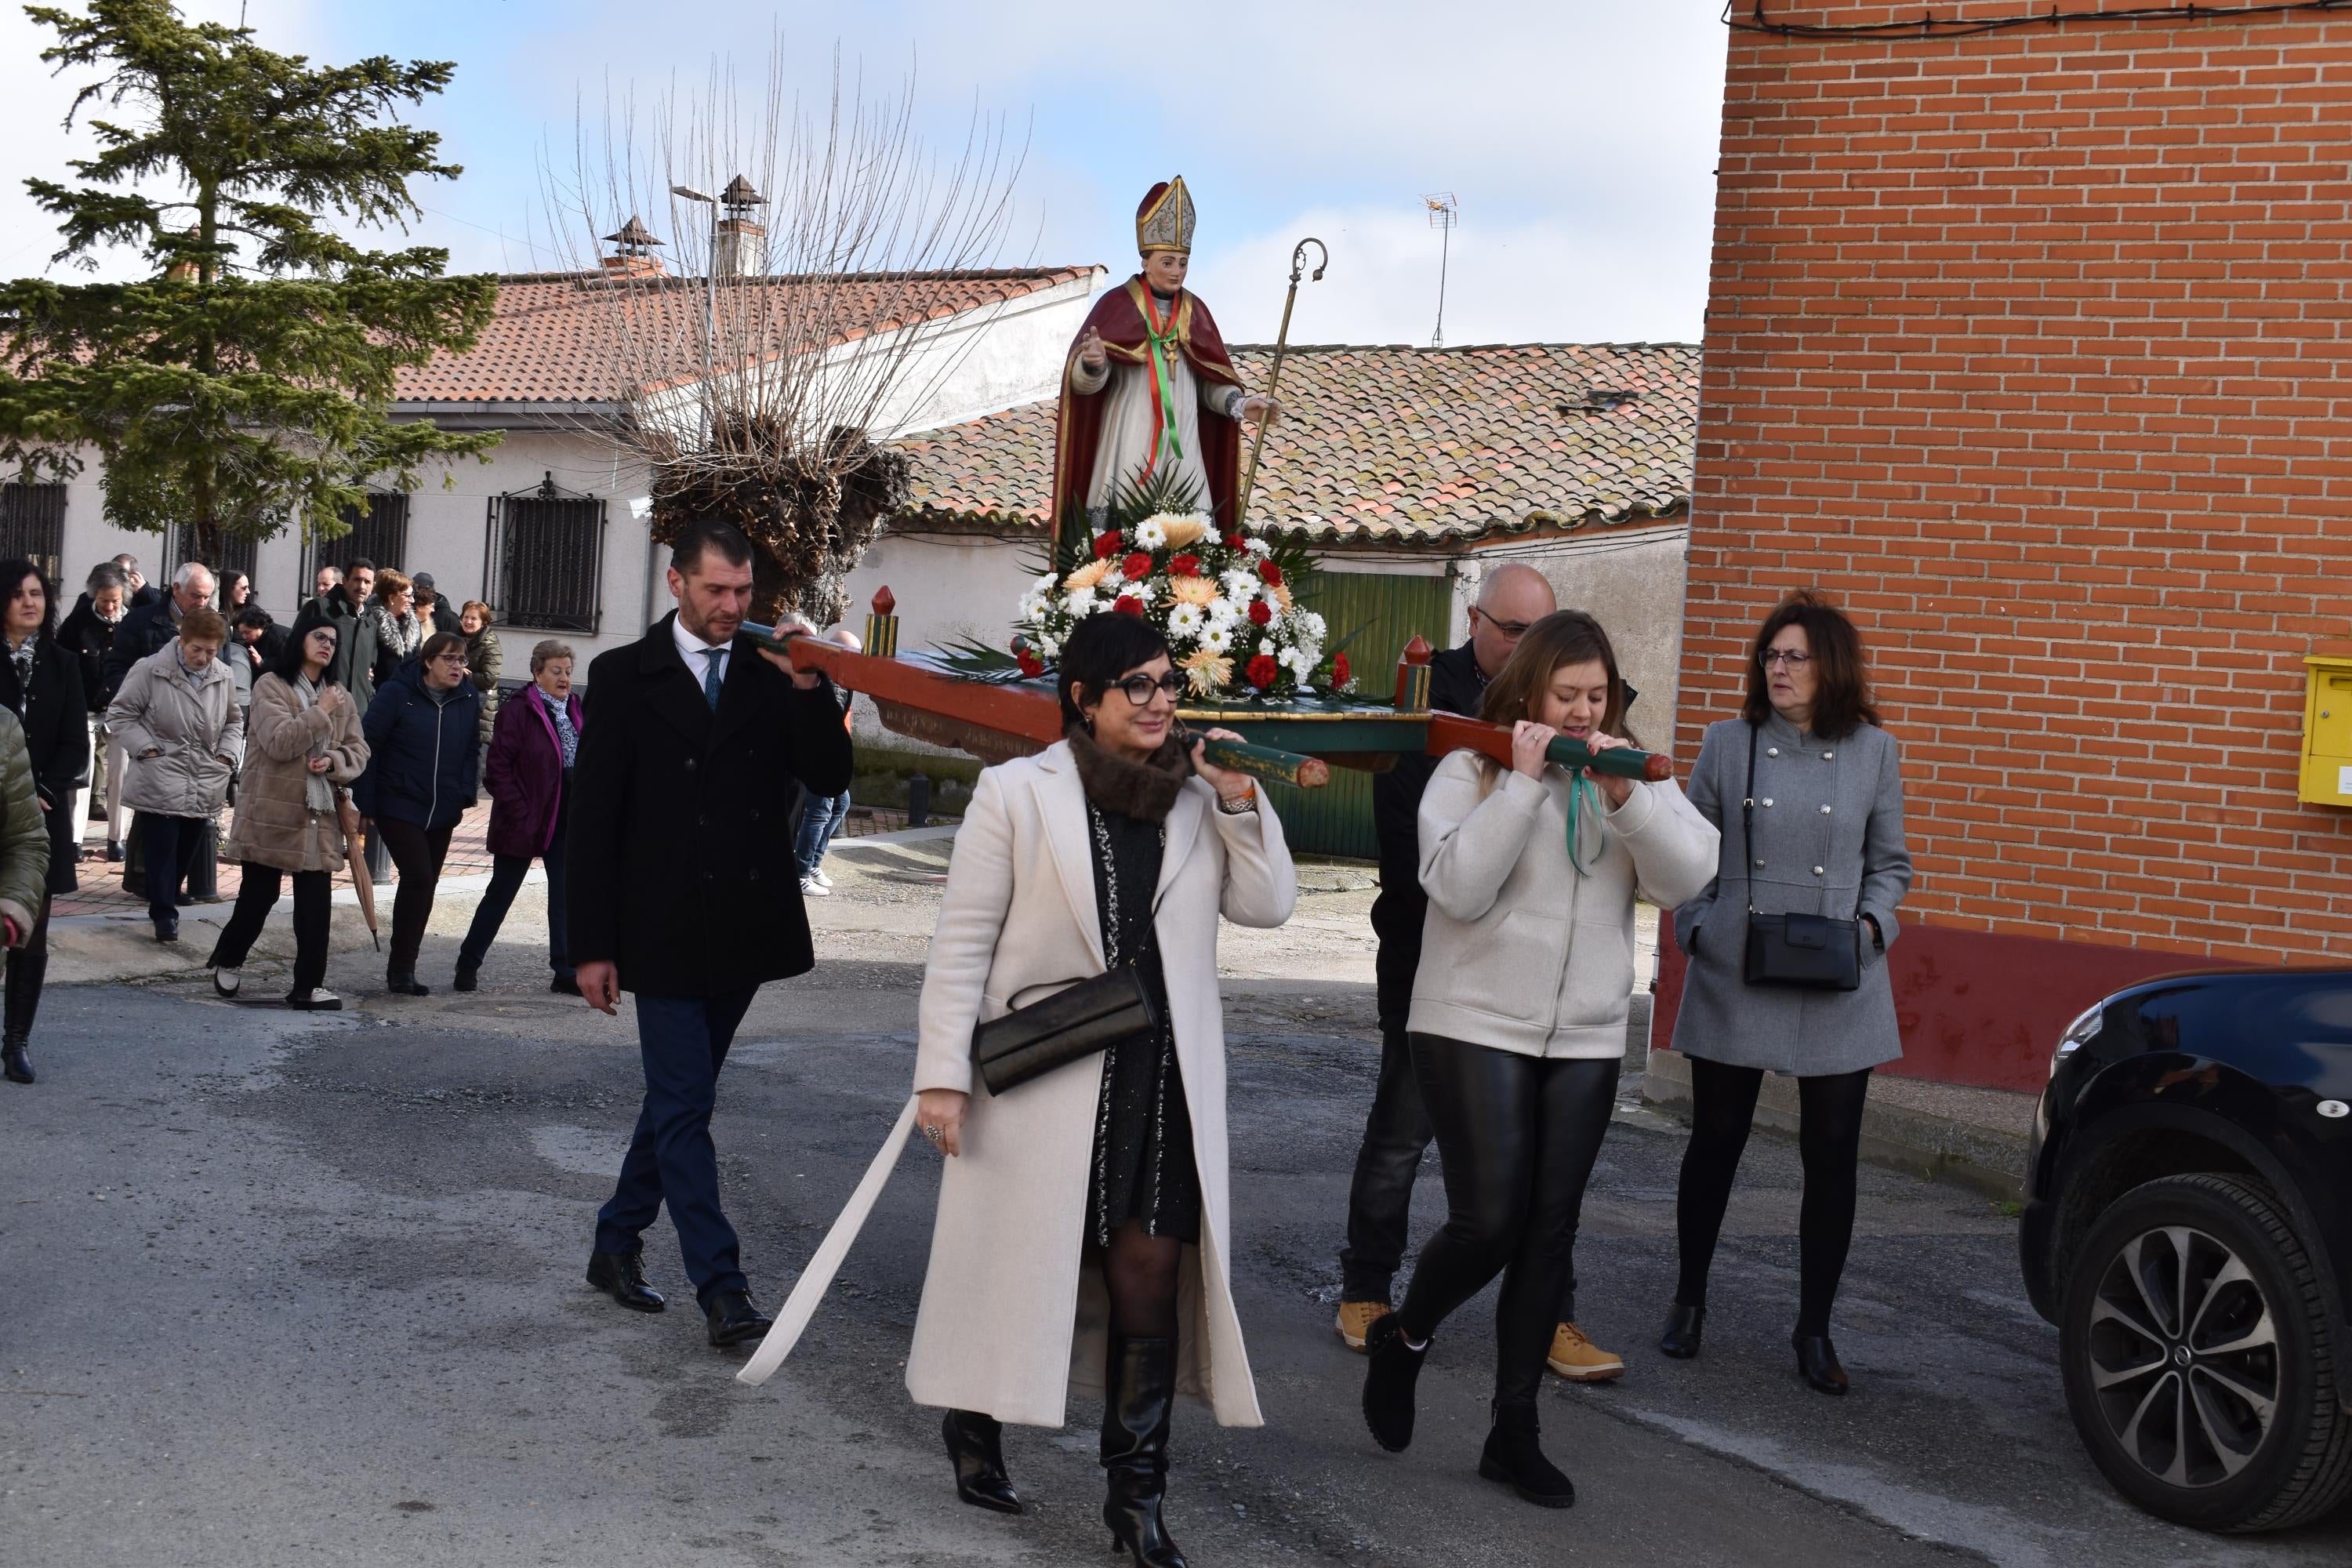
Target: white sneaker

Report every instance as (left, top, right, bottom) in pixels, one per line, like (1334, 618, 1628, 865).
(813, 869, 834, 889)
(800, 875, 829, 897)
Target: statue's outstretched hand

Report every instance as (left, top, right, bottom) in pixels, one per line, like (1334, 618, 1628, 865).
(1077, 327, 1108, 372)
(1241, 394, 1280, 426)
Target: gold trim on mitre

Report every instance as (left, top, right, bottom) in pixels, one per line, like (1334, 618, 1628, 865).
(1137, 176, 1196, 255)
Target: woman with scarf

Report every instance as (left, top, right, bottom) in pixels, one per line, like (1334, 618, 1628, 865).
(363, 569, 425, 692)
(206, 616, 368, 1011)
(0, 559, 87, 1083)
(907, 610, 1294, 1567)
(1357, 611, 1717, 1509)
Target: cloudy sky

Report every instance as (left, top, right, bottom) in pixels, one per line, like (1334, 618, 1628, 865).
(0, 2, 1730, 346)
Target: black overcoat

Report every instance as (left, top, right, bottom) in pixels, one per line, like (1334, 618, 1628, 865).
(566, 613, 855, 997)
(0, 635, 90, 895)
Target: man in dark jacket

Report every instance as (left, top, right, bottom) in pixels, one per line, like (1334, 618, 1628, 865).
(313, 562, 379, 708)
(1338, 565, 1571, 1344)
(568, 519, 852, 1347)
(104, 561, 214, 698)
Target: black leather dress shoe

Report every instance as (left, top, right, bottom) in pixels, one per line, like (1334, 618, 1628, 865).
(704, 1288, 773, 1347)
(585, 1250, 665, 1313)
(550, 974, 582, 996)
(452, 961, 479, 993)
(1659, 1302, 1706, 1360)
(1794, 1334, 1850, 1396)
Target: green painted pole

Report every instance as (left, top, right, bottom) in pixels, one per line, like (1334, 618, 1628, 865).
(1188, 731, 1330, 789)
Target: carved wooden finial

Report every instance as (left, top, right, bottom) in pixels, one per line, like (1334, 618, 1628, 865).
(1395, 635, 1434, 713)
(865, 585, 901, 658)
(873, 585, 897, 617)
(1402, 635, 1432, 667)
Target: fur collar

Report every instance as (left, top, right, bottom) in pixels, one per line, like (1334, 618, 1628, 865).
(1065, 724, 1193, 822)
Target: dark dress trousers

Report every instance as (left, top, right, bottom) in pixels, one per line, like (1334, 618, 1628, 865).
(1344, 641, 1485, 1301)
(570, 612, 855, 1305)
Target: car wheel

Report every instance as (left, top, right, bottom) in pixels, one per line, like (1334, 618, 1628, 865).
(2060, 1172, 2352, 1532)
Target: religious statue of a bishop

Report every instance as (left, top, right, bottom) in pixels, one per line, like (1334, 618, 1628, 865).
(1051, 177, 1280, 539)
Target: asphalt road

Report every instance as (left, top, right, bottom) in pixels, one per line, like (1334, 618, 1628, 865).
(6, 846, 2351, 1568)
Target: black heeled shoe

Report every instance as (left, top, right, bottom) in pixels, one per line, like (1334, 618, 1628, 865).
(942, 1408, 1022, 1514)
(1658, 1301, 1705, 1359)
(384, 970, 429, 997)
(1102, 1337, 1186, 1567)
(1360, 1312, 1429, 1453)
(1477, 1399, 1576, 1508)
(1793, 1334, 1850, 1396)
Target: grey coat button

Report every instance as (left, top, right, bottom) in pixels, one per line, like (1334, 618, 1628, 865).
(1813, 866, 1825, 876)
(1824, 751, 1835, 760)
(1762, 798, 1774, 808)
(1767, 746, 1780, 757)
(1755, 858, 1765, 868)
(1820, 804, 1833, 815)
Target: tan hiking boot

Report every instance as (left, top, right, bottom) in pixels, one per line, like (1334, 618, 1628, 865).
(1545, 1322, 1625, 1381)
(1335, 1299, 1388, 1352)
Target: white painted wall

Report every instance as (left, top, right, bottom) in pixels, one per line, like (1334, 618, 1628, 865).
(840, 527, 1044, 753)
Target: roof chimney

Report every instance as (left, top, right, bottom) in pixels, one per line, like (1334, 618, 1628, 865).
(600, 216, 668, 280)
(713, 176, 768, 280)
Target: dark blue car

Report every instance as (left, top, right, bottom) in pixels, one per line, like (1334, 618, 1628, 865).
(2024, 966, 2352, 1532)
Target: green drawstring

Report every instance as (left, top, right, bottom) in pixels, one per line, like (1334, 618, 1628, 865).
(1563, 768, 1599, 877)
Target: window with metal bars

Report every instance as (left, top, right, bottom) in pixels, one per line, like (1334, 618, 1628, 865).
(0, 484, 67, 589)
(304, 493, 412, 593)
(485, 474, 605, 633)
(160, 522, 258, 592)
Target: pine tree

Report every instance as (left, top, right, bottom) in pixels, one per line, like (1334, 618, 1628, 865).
(0, 0, 501, 562)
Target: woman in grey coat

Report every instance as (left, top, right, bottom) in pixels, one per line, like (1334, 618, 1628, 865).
(1663, 592, 1911, 1396)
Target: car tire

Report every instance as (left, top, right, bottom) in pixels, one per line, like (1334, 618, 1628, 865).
(2059, 1172, 2352, 1533)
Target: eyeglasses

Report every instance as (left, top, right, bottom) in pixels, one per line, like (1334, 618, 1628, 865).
(1472, 608, 1537, 639)
(1109, 672, 1185, 706)
(1759, 649, 1814, 670)
(430, 652, 468, 666)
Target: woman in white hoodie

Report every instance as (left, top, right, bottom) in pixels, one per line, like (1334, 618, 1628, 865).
(1359, 610, 1718, 1508)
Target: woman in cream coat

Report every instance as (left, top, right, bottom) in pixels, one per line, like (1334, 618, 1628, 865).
(909, 611, 1294, 1568)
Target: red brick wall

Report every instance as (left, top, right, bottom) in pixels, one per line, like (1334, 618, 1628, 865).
(1685, 3, 2352, 977)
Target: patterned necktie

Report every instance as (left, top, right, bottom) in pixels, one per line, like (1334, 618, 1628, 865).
(702, 646, 725, 711)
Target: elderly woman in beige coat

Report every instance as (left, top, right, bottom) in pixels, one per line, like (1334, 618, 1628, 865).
(204, 617, 368, 1011)
(107, 608, 242, 943)
(908, 612, 1294, 1568)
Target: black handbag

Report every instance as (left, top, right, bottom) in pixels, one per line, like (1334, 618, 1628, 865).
(1740, 723, 1863, 993)
(974, 963, 1157, 1096)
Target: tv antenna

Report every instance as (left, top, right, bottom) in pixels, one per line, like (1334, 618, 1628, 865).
(1424, 193, 1458, 347)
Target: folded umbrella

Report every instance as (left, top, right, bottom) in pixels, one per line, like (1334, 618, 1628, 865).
(335, 790, 381, 952)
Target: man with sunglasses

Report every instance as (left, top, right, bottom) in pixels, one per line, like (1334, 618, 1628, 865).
(1335, 563, 1628, 1381)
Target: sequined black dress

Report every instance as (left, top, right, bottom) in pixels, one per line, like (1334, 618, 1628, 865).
(1084, 800, 1201, 1247)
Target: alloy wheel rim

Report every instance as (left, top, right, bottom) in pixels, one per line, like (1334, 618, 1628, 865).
(2087, 1225, 2279, 1489)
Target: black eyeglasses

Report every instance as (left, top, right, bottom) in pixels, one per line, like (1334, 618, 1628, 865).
(1107, 672, 1185, 706)
(1759, 649, 1814, 670)
(1472, 608, 1537, 639)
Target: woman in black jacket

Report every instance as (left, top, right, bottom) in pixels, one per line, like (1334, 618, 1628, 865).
(0, 559, 89, 1083)
(357, 631, 479, 996)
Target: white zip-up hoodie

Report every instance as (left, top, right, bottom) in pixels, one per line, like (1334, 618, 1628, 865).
(1410, 750, 1719, 1058)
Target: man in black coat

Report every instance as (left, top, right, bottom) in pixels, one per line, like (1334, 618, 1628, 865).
(103, 561, 215, 699)
(1338, 565, 1571, 1340)
(312, 562, 379, 709)
(569, 519, 853, 1346)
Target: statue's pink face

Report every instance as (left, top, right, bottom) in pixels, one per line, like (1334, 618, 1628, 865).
(1142, 249, 1189, 293)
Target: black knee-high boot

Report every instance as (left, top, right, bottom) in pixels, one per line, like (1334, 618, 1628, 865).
(942, 1408, 1022, 1513)
(2, 945, 42, 1085)
(1102, 1337, 1186, 1567)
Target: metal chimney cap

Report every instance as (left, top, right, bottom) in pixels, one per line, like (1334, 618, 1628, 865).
(601, 216, 666, 250)
(720, 175, 768, 209)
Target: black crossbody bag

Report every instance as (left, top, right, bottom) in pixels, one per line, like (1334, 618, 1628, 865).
(1740, 723, 1863, 993)
(974, 960, 1157, 1096)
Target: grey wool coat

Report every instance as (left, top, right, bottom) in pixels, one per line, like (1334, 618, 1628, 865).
(1669, 710, 1915, 1076)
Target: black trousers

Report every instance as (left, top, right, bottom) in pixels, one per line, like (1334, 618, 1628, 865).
(134, 811, 207, 927)
(208, 865, 333, 996)
(3, 891, 51, 1041)
(375, 818, 453, 974)
(1673, 1057, 1873, 1338)
(1396, 1034, 1617, 1406)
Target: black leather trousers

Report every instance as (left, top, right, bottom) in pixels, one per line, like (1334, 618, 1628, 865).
(1396, 1034, 1617, 1406)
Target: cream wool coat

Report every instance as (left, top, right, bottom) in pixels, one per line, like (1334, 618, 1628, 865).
(907, 740, 1296, 1429)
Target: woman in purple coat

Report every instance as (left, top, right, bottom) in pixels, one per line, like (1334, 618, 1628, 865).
(456, 638, 583, 994)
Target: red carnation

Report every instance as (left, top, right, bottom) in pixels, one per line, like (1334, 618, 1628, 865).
(1094, 530, 1123, 559)
(1015, 648, 1045, 678)
(1247, 600, 1274, 626)
(1247, 654, 1279, 689)
(1114, 595, 1144, 616)
(1223, 533, 1246, 550)
(1258, 560, 1283, 587)
(1168, 553, 1202, 577)
(1122, 551, 1154, 582)
(1333, 653, 1352, 688)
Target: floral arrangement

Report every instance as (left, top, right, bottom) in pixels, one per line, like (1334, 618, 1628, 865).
(997, 475, 1354, 702)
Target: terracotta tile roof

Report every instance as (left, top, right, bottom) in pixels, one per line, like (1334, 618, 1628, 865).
(894, 342, 1700, 543)
(392, 266, 1099, 405)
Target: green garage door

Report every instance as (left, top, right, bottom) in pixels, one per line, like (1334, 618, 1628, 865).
(1262, 570, 1455, 860)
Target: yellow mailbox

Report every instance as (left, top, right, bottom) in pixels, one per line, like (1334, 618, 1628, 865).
(2299, 644, 2352, 806)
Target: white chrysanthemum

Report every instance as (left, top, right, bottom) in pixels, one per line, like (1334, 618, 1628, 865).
(1258, 639, 1277, 659)
(1134, 515, 1172, 550)
(1088, 594, 1119, 616)
(1065, 586, 1096, 616)
(1123, 578, 1157, 607)
(1301, 610, 1328, 641)
(1220, 569, 1258, 602)
(1036, 568, 1062, 590)
(1166, 602, 1205, 639)
(1243, 537, 1271, 557)
(1201, 624, 1233, 655)
(1205, 596, 1239, 627)
(1035, 633, 1059, 659)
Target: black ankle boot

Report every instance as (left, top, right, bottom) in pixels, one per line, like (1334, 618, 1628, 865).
(2, 1036, 31, 1085)
(1360, 1312, 1428, 1453)
(1658, 1301, 1706, 1359)
(1102, 1336, 1185, 1567)
(942, 1408, 1022, 1514)
(452, 959, 479, 993)
(384, 969, 429, 997)
(1793, 1333, 1850, 1396)
(1479, 1399, 1576, 1508)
